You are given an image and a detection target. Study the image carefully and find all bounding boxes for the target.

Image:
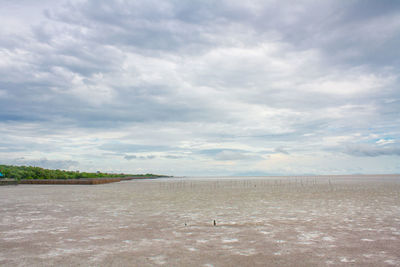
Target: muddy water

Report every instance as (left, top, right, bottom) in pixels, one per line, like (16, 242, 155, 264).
(1, 175, 400, 266)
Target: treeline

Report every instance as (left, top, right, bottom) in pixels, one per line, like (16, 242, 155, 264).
(0, 164, 158, 180)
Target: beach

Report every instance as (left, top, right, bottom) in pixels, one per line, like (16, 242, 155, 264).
(1, 175, 400, 266)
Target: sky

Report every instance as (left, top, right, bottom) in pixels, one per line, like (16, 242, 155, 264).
(1, 0, 400, 176)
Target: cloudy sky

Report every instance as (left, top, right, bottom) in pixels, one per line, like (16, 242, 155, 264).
(1, 0, 400, 176)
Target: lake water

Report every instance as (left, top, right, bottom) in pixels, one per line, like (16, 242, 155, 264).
(1, 175, 400, 266)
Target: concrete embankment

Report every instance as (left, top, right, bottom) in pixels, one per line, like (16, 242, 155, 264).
(19, 178, 122, 185)
(1, 176, 165, 185)
(0, 179, 18, 185)
(18, 176, 163, 185)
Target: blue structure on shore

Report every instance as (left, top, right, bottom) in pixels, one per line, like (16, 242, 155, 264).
(0, 172, 4, 177)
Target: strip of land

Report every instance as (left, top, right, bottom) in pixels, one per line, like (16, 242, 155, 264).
(17, 176, 165, 185)
(0, 164, 167, 185)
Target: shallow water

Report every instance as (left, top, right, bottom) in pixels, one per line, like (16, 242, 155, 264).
(1, 175, 400, 266)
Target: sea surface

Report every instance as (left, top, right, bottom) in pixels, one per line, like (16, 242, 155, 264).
(1, 175, 400, 266)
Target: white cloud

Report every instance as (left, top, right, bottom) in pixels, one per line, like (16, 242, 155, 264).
(376, 139, 395, 145)
(300, 72, 396, 95)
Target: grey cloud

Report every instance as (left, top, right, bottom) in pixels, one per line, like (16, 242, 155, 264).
(124, 155, 136, 160)
(1, 0, 400, 175)
(344, 144, 400, 157)
(6, 158, 79, 170)
(47, 0, 211, 53)
(198, 148, 246, 155)
(164, 155, 184, 159)
(197, 148, 262, 161)
(2, 0, 397, 129)
(100, 143, 171, 153)
(214, 150, 261, 161)
(0, 137, 63, 153)
(274, 147, 289, 155)
(124, 154, 156, 160)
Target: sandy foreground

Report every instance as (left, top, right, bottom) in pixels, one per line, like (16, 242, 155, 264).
(1, 175, 400, 266)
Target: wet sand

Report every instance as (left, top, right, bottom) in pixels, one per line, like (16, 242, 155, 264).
(1, 175, 400, 266)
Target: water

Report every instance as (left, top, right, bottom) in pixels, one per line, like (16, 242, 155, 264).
(1, 175, 400, 266)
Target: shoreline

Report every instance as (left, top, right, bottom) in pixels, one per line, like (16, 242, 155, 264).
(1, 176, 167, 185)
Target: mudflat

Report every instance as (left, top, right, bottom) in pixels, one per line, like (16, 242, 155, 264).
(1, 175, 399, 266)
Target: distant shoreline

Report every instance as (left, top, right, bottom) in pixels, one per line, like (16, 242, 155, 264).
(0, 164, 169, 184)
(1, 176, 169, 185)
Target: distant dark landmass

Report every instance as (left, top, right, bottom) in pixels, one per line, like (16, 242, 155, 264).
(0, 164, 165, 181)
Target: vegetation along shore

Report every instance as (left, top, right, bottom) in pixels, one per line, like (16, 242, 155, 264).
(0, 164, 166, 185)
